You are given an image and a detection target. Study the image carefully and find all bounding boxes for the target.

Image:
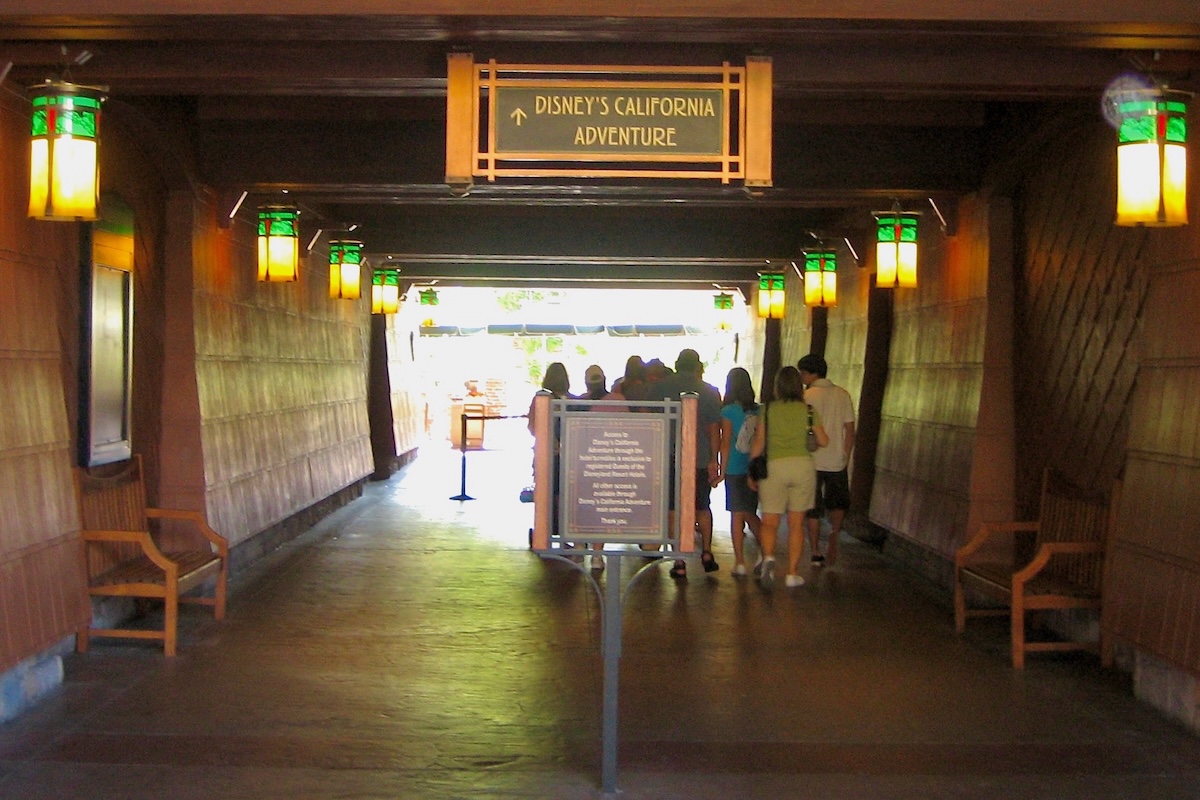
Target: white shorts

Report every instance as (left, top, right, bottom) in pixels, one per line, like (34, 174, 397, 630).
(757, 456, 817, 516)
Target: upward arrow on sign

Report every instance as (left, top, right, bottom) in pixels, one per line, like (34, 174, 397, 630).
(510, 107, 527, 126)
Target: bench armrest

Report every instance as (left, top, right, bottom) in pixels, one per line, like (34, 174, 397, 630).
(955, 520, 1040, 566)
(146, 507, 230, 556)
(80, 528, 177, 573)
(1012, 541, 1105, 585)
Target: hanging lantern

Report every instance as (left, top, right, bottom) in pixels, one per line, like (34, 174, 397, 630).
(419, 288, 440, 306)
(713, 291, 734, 330)
(1116, 89, 1189, 227)
(372, 269, 401, 315)
(756, 273, 785, 319)
(803, 250, 838, 307)
(875, 211, 919, 288)
(328, 239, 363, 299)
(257, 205, 300, 282)
(27, 81, 106, 221)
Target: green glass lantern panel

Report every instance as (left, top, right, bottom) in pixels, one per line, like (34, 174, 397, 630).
(258, 207, 298, 237)
(329, 241, 363, 266)
(804, 251, 836, 273)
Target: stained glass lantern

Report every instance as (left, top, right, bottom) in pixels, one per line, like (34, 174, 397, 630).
(803, 250, 837, 307)
(257, 205, 300, 282)
(756, 273, 785, 319)
(875, 212, 919, 288)
(28, 81, 106, 221)
(1116, 89, 1189, 227)
(328, 240, 363, 300)
(372, 269, 401, 315)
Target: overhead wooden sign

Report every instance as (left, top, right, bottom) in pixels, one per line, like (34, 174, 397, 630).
(446, 54, 772, 187)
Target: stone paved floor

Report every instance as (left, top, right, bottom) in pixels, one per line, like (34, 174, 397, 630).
(3, 419, 1200, 799)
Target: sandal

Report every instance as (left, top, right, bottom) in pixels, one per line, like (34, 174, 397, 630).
(701, 550, 720, 573)
(669, 560, 688, 578)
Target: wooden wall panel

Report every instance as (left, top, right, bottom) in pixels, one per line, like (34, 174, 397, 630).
(384, 316, 426, 459)
(0, 93, 89, 672)
(1009, 104, 1200, 676)
(188, 199, 372, 547)
(1012, 111, 1145, 508)
(869, 199, 993, 557)
(1107, 225, 1200, 675)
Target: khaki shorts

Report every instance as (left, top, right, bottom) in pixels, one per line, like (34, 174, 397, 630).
(757, 456, 817, 516)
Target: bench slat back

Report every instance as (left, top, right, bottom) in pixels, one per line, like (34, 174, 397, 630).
(76, 456, 149, 581)
(1037, 470, 1111, 591)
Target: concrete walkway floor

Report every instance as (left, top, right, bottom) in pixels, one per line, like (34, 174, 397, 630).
(3, 425, 1200, 799)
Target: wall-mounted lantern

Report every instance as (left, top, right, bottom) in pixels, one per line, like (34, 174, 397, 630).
(328, 239, 363, 299)
(372, 268, 401, 315)
(713, 291, 735, 330)
(803, 250, 837, 307)
(257, 205, 300, 282)
(1116, 88, 1189, 227)
(756, 273, 786, 319)
(27, 81, 106, 221)
(874, 210, 919, 288)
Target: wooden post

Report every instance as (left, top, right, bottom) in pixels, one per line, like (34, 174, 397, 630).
(744, 56, 773, 188)
(445, 52, 475, 189)
(678, 394, 697, 553)
(530, 392, 553, 550)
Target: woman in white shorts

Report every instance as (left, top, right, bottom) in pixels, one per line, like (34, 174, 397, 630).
(747, 366, 828, 589)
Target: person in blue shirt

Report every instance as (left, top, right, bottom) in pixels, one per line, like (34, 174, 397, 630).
(718, 367, 763, 577)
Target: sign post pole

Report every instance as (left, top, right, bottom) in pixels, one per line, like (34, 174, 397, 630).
(600, 555, 623, 794)
(532, 395, 697, 794)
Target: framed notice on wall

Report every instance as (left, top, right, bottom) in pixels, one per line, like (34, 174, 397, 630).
(79, 195, 135, 467)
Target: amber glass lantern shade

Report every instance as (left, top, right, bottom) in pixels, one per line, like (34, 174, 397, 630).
(756, 273, 785, 319)
(1116, 90, 1189, 227)
(28, 81, 106, 221)
(257, 205, 300, 282)
(875, 212, 919, 288)
(803, 250, 837, 307)
(371, 269, 401, 315)
(328, 240, 363, 299)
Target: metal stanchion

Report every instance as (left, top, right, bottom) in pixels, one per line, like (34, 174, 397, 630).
(449, 411, 527, 502)
(449, 409, 474, 500)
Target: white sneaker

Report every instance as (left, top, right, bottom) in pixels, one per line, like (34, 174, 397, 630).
(760, 559, 776, 587)
(732, 563, 747, 577)
(590, 555, 605, 572)
(785, 574, 805, 588)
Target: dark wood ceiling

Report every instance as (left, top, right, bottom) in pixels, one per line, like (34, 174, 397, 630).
(2, 8, 1198, 285)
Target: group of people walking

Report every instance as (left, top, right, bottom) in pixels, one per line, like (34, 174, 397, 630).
(528, 349, 856, 589)
(721, 355, 856, 588)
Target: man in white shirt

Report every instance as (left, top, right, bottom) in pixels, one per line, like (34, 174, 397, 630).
(797, 354, 856, 567)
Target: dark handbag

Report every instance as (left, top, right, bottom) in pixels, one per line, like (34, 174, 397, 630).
(806, 405, 820, 453)
(747, 404, 768, 480)
(748, 455, 768, 481)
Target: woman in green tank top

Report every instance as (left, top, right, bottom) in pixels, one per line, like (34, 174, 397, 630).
(747, 366, 829, 588)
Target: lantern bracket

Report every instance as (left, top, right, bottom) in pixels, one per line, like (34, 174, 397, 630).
(218, 190, 247, 228)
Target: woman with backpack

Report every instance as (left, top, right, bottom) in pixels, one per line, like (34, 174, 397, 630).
(719, 367, 763, 577)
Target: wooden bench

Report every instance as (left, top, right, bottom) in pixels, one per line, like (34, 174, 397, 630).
(75, 456, 229, 656)
(954, 469, 1120, 669)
